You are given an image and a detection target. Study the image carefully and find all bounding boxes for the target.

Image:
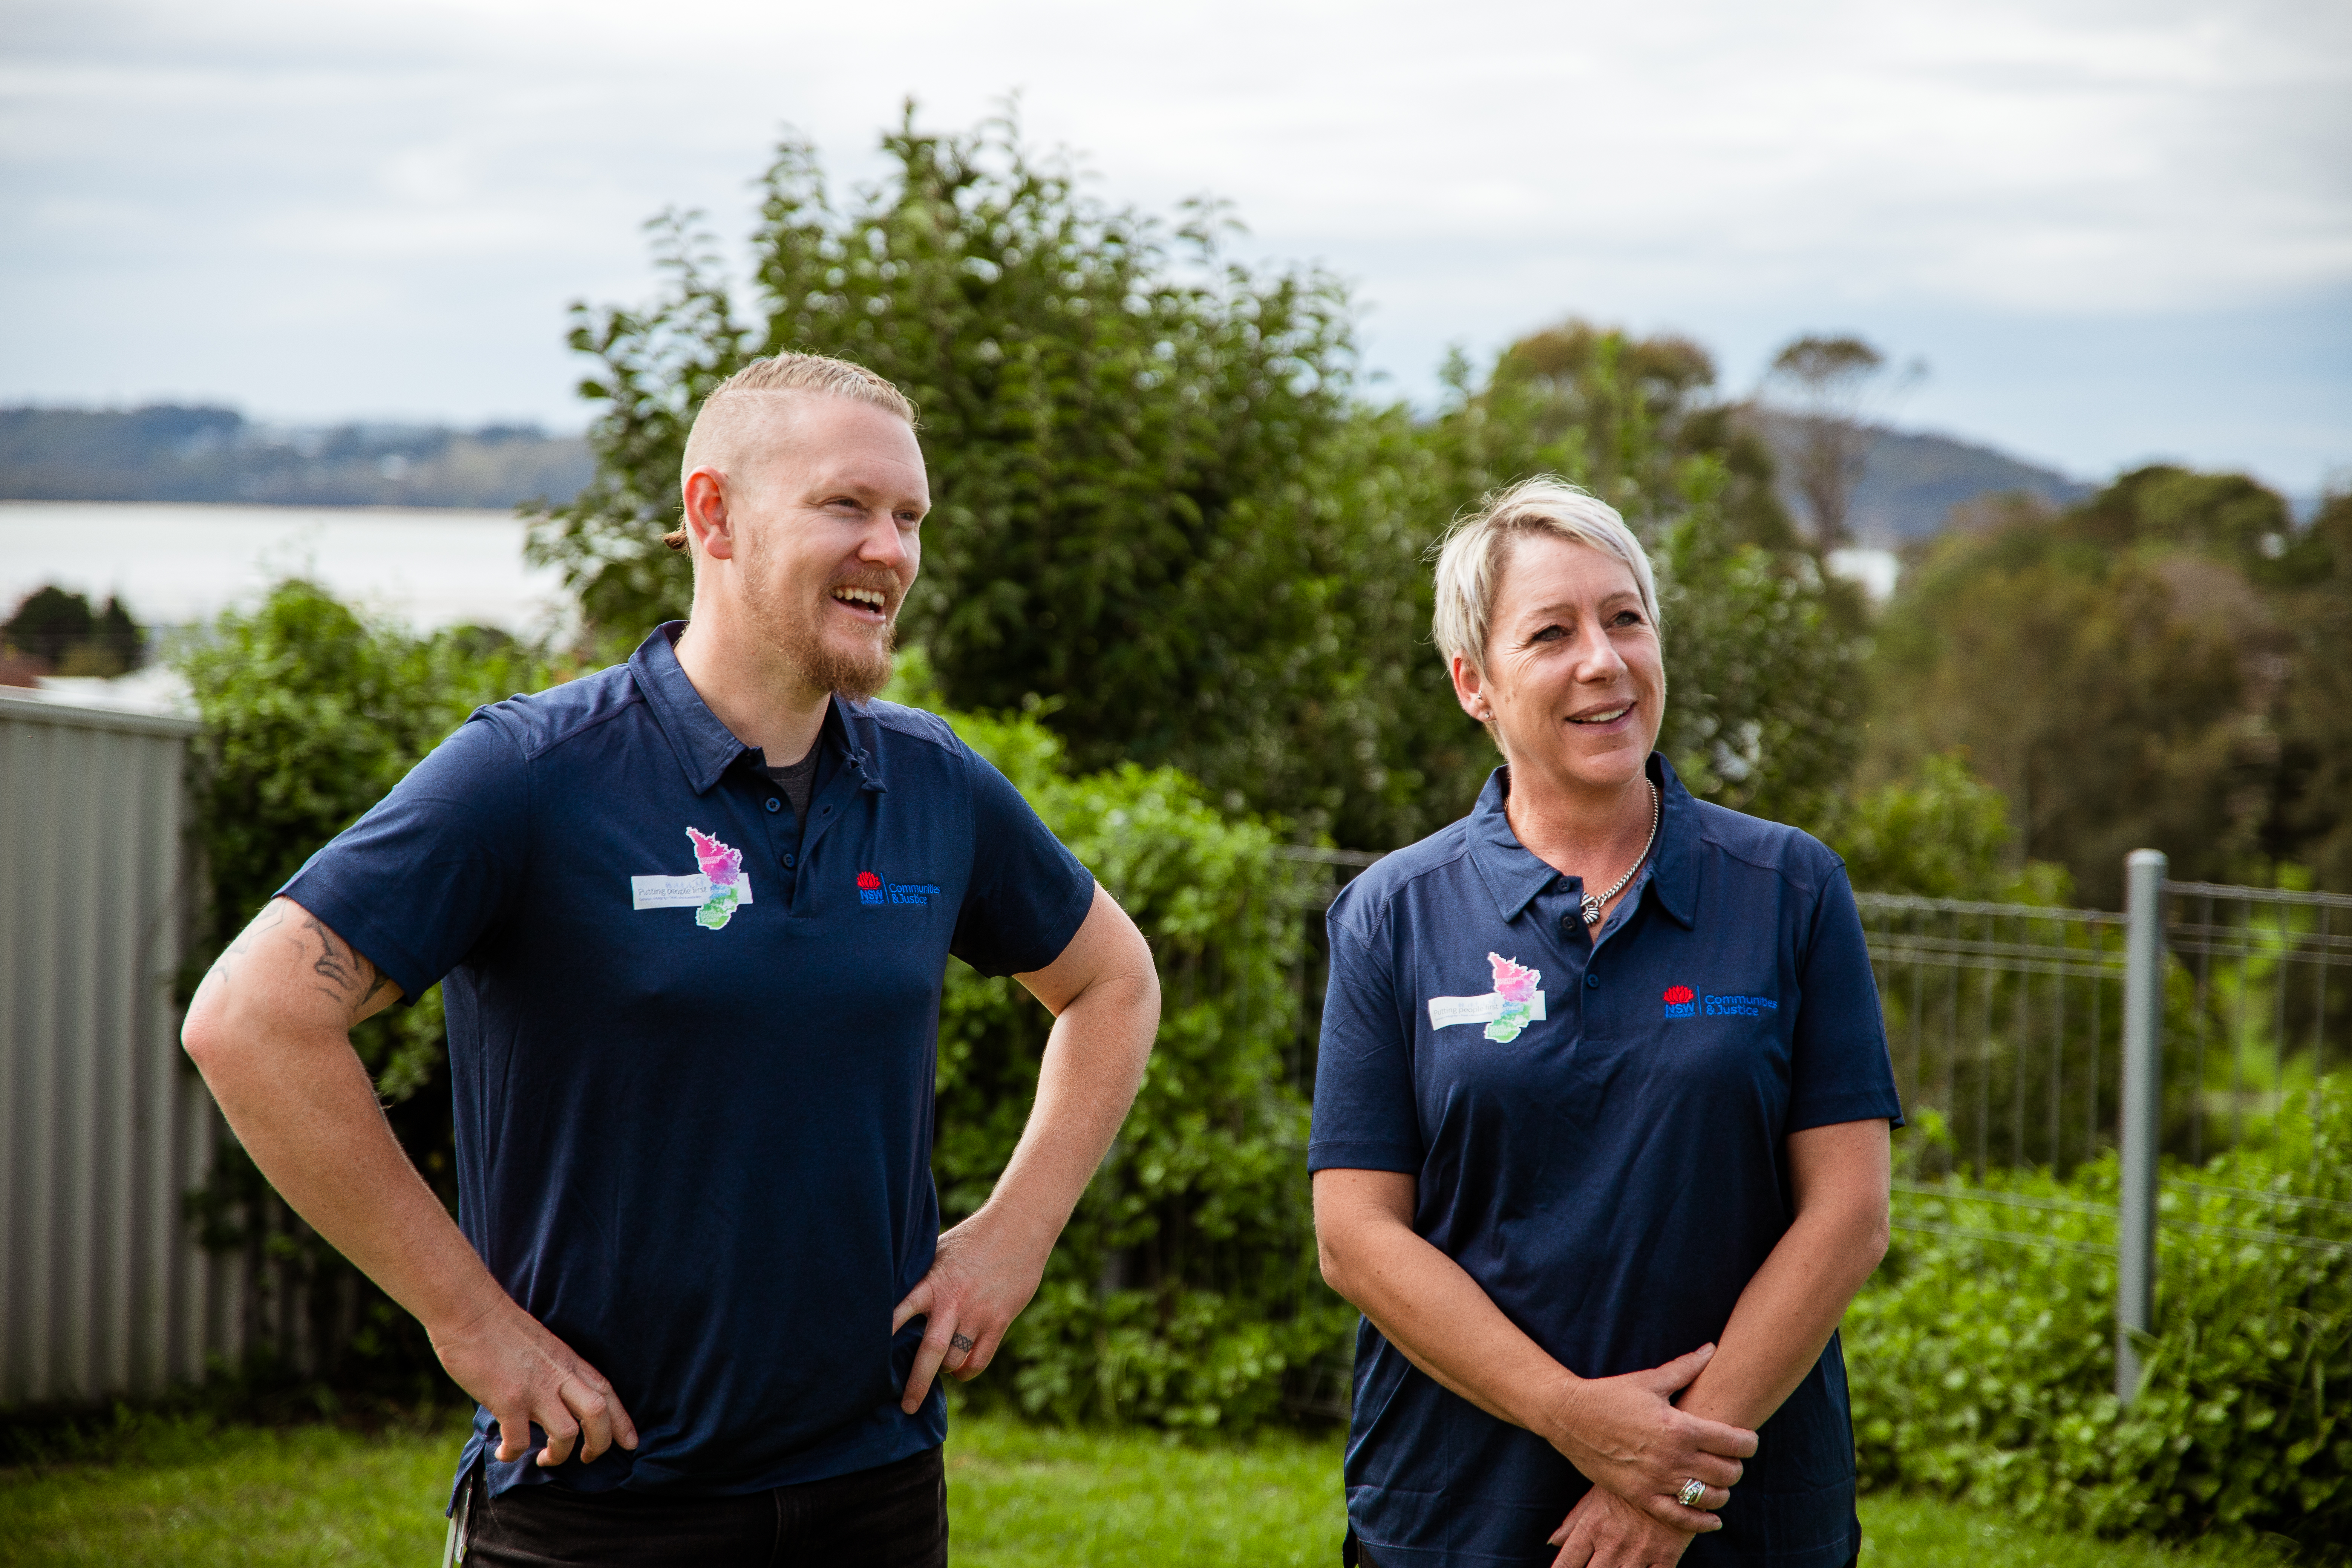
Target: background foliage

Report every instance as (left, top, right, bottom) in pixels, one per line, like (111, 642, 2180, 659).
(533, 109, 1865, 850)
(176, 583, 556, 1389)
(1865, 472, 2352, 907)
(1850, 1084, 2352, 1559)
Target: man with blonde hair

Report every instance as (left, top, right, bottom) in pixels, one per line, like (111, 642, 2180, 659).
(183, 352, 1161, 1566)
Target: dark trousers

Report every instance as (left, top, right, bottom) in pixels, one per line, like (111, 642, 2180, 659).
(452, 1446, 946, 1568)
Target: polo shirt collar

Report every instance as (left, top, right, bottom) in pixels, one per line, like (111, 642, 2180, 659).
(1465, 751, 1700, 929)
(629, 623, 888, 797)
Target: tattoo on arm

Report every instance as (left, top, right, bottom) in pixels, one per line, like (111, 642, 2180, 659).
(299, 912, 378, 1009)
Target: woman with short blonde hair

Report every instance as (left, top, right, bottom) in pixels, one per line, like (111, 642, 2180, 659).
(1311, 476, 1899, 1568)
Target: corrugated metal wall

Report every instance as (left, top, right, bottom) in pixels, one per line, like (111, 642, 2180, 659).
(0, 689, 240, 1403)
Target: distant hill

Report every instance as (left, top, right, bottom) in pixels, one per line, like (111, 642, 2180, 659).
(1746, 410, 2092, 544)
(0, 406, 593, 508)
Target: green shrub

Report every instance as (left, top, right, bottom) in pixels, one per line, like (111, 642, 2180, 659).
(176, 583, 560, 1392)
(901, 655, 1352, 1429)
(1848, 1082, 2352, 1556)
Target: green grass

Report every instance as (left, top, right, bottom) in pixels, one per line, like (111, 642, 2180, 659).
(0, 1408, 2307, 1566)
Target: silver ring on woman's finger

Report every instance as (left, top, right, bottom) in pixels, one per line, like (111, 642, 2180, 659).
(1677, 1478, 1707, 1509)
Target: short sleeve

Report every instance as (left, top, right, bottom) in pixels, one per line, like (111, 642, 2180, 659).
(948, 742, 1096, 978)
(1787, 862, 1906, 1133)
(1307, 904, 1423, 1174)
(277, 712, 531, 1004)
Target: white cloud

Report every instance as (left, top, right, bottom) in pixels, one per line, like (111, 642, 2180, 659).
(0, 0, 2345, 485)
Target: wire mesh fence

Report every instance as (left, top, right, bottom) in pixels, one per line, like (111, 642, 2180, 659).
(1854, 875, 2352, 1295)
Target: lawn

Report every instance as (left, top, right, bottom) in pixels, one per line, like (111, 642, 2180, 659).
(0, 1407, 2302, 1567)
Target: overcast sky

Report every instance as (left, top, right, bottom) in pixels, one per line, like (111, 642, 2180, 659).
(3, 0, 2347, 494)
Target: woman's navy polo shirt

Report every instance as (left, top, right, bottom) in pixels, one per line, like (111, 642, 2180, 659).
(278, 625, 1095, 1503)
(1309, 754, 1902, 1568)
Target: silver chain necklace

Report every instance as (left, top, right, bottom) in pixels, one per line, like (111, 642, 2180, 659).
(1582, 780, 1660, 926)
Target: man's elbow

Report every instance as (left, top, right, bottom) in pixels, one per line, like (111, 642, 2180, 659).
(181, 983, 263, 1084)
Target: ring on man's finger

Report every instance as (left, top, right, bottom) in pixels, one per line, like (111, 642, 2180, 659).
(950, 1333, 976, 1353)
(1676, 1478, 1708, 1509)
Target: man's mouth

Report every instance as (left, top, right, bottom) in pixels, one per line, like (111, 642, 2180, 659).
(1568, 702, 1634, 726)
(830, 585, 891, 618)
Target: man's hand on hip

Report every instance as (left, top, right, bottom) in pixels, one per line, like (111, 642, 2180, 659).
(891, 1206, 1049, 1413)
(890, 884, 1159, 1416)
(431, 1284, 640, 1467)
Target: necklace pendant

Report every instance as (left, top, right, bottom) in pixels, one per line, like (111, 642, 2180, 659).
(1581, 896, 1603, 926)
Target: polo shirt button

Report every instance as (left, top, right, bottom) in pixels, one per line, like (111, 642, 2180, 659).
(765, 798, 781, 813)
(1558, 913, 1576, 938)
(1585, 972, 1601, 989)
(782, 852, 796, 868)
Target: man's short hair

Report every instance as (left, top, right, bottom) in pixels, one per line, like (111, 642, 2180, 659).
(664, 353, 919, 551)
(1429, 476, 1661, 678)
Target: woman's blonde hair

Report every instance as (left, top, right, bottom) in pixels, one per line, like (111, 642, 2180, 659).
(1429, 476, 1661, 676)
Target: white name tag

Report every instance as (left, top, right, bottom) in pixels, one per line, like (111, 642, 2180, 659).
(630, 873, 754, 910)
(1427, 990, 1547, 1029)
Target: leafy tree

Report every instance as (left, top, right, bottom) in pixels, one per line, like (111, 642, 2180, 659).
(1758, 334, 1922, 548)
(1864, 467, 2350, 905)
(534, 113, 1867, 851)
(533, 109, 1363, 829)
(1827, 750, 2072, 903)
(2, 584, 143, 674)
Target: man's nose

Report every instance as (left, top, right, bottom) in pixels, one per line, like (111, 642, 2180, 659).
(858, 517, 911, 568)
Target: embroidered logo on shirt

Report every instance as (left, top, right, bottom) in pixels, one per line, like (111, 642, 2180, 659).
(1426, 952, 1548, 1041)
(627, 828, 754, 928)
(1663, 985, 1697, 1018)
(856, 870, 942, 907)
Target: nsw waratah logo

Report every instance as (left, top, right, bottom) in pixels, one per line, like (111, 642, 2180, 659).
(857, 871, 885, 905)
(1663, 985, 1697, 1019)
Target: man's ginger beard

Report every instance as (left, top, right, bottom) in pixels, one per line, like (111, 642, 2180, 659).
(732, 526, 899, 702)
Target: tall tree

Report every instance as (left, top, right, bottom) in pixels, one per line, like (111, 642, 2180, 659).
(1759, 334, 1919, 548)
(1864, 467, 2349, 904)
(539, 113, 1866, 849)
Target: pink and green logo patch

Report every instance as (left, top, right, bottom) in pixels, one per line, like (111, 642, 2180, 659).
(684, 827, 744, 930)
(1485, 952, 1542, 1042)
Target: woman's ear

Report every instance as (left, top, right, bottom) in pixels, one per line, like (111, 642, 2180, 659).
(1449, 653, 1492, 724)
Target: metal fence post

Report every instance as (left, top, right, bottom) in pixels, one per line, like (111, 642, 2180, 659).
(2117, 849, 2167, 1404)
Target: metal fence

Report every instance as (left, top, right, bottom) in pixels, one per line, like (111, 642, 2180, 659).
(1273, 843, 2350, 1405)
(0, 690, 241, 1404)
(1858, 853, 2352, 1398)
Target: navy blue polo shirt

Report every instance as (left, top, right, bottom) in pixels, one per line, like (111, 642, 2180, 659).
(1308, 755, 1901, 1568)
(279, 624, 1095, 1502)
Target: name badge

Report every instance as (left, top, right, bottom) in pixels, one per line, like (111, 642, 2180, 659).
(1426, 991, 1548, 1029)
(631, 873, 754, 910)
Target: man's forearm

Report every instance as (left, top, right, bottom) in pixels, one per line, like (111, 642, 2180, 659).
(978, 967, 1156, 1252)
(193, 1012, 501, 1334)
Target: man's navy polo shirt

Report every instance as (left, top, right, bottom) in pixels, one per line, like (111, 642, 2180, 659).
(1308, 755, 1902, 1568)
(279, 624, 1096, 1502)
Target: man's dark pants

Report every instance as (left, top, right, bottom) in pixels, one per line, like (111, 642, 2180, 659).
(452, 1446, 946, 1568)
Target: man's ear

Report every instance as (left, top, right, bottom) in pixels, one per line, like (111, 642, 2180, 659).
(683, 468, 736, 561)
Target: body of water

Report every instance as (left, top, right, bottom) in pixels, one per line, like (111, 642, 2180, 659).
(2, 501, 574, 635)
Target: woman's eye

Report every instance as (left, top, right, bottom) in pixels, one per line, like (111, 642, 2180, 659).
(1531, 624, 1567, 643)
(1612, 610, 1645, 627)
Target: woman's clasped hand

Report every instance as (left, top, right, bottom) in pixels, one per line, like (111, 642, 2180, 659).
(1543, 1343, 1754, 1537)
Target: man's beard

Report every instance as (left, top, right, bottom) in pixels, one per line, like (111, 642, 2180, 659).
(754, 588, 896, 702)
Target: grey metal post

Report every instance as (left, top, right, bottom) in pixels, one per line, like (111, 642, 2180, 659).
(2116, 849, 2167, 1404)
